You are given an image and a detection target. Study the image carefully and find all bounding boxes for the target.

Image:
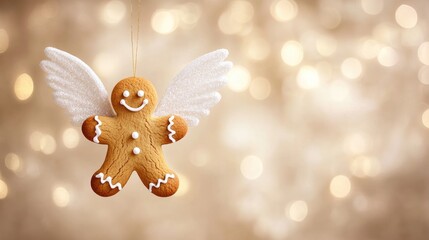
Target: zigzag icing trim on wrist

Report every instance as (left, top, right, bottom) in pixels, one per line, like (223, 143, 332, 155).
(95, 172, 122, 190)
(167, 116, 176, 143)
(148, 173, 175, 192)
(93, 116, 102, 143)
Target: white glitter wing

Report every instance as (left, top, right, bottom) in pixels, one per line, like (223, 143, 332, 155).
(40, 47, 114, 125)
(154, 49, 233, 126)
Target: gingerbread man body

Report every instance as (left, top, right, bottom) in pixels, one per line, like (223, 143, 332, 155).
(82, 77, 187, 197)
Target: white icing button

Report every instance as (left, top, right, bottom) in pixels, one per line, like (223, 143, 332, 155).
(133, 147, 141, 155)
(137, 90, 144, 97)
(132, 131, 139, 139)
(123, 90, 130, 97)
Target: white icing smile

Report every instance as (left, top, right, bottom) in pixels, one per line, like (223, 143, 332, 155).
(120, 89, 149, 112)
(120, 98, 149, 112)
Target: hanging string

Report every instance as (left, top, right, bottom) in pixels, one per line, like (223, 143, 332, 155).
(130, 0, 141, 77)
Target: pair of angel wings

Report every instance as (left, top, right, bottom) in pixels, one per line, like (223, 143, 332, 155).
(40, 47, 233, 126)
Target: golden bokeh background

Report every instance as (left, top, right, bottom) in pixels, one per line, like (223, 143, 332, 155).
(1, 0, 429, 239)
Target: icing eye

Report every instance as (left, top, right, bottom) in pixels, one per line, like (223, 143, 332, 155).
(137, 90, 144, 97)
(123, 90, 130, 97)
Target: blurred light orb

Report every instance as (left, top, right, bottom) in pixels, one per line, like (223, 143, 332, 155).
(249, 77, 271, 100)
(288, 200, 308, 222)
(178, 3, 201, 29)
(240, 155, 263, 180)
(244, 36, 271, 61)
(281, 41, 303, 66)
(62, 128, 80, 149)
(218, 1, 253, 35)
(359, 38, 382, 59)
(343, 133, 368, 154)
(330, 175, 351, 198)
(228, 65, 251, 92)
(316, 35, 337, 57)
(0, 29, 9, 54)
(52, 187, 70, 207)
(297, 66, 320, 89)
(377, 47, 398, 67)
(14, 73, 34, 101)
(151, 9, 179, 34)
(93, 52, 119, 77)
(395, 5, 418, 29)
(350, 156, 380, 178)
(418, 66, 429, 85)
(361, 0, 383, 15)
(418, 42, 429, 66)
(40, 134, 57, 155)
(4, 153, 22, 173)
(270, 0, 298, 22)
(29, 131, 44, 151)
(421, 109, 429, 128)
(0, 179, 8, 199)
(341, 58, 363, 79)
(175, 174, 190, 197)
(100, 0, 126, 25)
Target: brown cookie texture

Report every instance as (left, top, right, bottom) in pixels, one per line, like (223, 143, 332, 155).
(81, 77, 188, 197)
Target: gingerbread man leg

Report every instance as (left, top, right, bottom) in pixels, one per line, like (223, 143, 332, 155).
(134, 151, 179, 197)
(91, 146, 134, 197)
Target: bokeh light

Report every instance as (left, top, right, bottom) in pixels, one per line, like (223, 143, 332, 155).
(218, 0, 254, 35)
(330, 175, 351, 198)
(0, 29, 9, 54)
(52, 187, 70, 207)
(377, 47, 398, 67)
(418, 42, 429, 66)
(99, 0, 126, 25)
(281, 41, 303, 66)
(240, 155, 263, 180)
(175, 174, 190, 197)
(249, 77, 271, 100)
(350, 156, 380, 178)
(227, 65, 251, 92)
(4, 153, 22, 173)
(341, 58, 363, 80)
(297, 66, 320, 89)
(421, 109, 429, 128)
(395, 5, 418, 29)
(14, 73, 34, 101)
(151, 9, 179, 34)
(0, 179, 8, 199)
(62, 128, 80, 149)
(360, 0, 383, 15)
(270, 0, 298, 22)
(288, 200, 308, 222)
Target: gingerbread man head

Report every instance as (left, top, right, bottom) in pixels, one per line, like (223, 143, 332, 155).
(110, 77, 158, 117)
(82, 77, 188, 197)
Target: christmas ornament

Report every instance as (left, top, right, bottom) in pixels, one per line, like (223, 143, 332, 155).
(40, 47, 232, 197)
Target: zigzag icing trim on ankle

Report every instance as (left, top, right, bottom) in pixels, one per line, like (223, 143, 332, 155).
(148, 173, 175, 192)
(95, 172, 122, 190)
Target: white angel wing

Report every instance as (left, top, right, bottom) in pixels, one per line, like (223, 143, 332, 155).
(40, 47, 114, 125)
(154, 49, 233, 126)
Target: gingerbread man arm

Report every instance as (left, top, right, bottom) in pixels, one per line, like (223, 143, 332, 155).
(152, 115, 188, 145)
(82, 115, 116, 145)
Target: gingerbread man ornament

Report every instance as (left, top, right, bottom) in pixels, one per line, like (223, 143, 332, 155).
(41, 47, 232, 197)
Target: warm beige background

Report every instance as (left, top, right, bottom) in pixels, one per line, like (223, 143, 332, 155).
(1, 0, 429, 239)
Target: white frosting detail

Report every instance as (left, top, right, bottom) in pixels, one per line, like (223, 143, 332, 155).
(131, 131, 139, 139)
(93, 116, 102, 143)
(148, 173, 175, 192)
(120, 99, 149, 112)
(167, 115, 176, 143)
(137, 90, 144, 97)
(133, 147, 141, 155)
(95, 172, 122, 190)
(123, 90, 130, 97)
